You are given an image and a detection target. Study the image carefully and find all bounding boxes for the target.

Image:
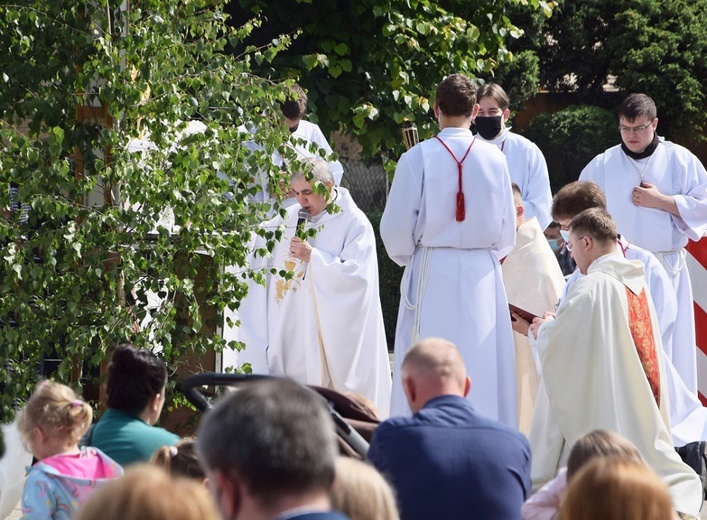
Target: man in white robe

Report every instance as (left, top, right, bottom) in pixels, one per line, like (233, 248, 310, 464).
(274, 84, 344, 207)
(528, 208, 702, 518)
(381, 74, 517, 425)
(223, 159, 391, 417)
(473, 83, 553, 230)
(579, 93, 707, 394)
(236, 84, 344, 212)
(536, 180, 707, 446)
(502, 184, 566, 435)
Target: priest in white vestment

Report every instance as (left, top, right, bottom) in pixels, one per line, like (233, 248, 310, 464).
(542, 180, 707, 446)
(579, 93, 707, 394)
(528, 208, 702, 518)
(222, 159, 391, 418)
(502, 184, 566, 435)
(473, 83, 553, 230)
(381, 74, 517, 425)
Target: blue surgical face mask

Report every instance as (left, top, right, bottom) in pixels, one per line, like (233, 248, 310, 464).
(560, 229, 570, 242)
(547, 238, 561, 251)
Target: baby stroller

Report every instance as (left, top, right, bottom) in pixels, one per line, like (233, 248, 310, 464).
(180, 373, 380, 459)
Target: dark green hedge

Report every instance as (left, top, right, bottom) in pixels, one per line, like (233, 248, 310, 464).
(368, 212, 403, 352)
(520, 105, 618, 192)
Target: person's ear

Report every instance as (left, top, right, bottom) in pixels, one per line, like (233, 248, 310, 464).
(471, 104, 480, 120)
(433, 101, 440, 120)
(502, 108, 511, 123)
(32, 426, 45, 444)
(402, 375, 416, 406)
(214, 470, 241, 520)
(516, 204, 525, 219)
(462, 376, 471, 398)
(583, 235, 593, 251)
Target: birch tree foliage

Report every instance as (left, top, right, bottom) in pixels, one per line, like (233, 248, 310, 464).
(0, 0, 302, 423)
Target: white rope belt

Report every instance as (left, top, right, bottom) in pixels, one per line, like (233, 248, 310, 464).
(653, 248, 686, 275)
(400, 246, 433, 347)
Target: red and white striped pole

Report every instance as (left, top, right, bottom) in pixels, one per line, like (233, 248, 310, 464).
(686, 236, 707, 405)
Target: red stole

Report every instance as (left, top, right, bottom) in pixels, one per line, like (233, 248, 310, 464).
(625, 287, 661, 407)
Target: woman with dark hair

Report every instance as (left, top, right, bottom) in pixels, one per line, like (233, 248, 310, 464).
(90, 344, 179, 466)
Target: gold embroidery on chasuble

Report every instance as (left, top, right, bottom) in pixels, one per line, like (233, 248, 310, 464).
(625, 287, 660, 407)
(274, 258, 305, 306)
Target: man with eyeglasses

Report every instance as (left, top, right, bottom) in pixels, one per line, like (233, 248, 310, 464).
(519, 181, 707, 472)
(472, 83, 553, 230)
(526, 207, 703, 519)
(579, 93, 707, 396)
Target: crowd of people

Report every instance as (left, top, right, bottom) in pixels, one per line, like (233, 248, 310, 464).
(12, 73, 707, 519)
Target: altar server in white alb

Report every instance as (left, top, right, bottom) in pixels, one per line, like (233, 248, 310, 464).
(243, 84, 344, 210)
(381, 73, 517, 425)
(528, 208, 702, 519)
(275, 84, 344, 207)
(223, 159, 391, 417)
(580, 93, 707, 395)
(473, 83, 553, 231)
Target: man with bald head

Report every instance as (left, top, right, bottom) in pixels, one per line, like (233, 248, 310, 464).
(368, 338, 531, 520)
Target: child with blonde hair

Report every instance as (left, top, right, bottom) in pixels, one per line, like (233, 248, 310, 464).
(19, 381, 123, 519)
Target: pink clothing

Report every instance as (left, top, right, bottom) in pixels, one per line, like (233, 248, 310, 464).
(521, 467, 567, 520)
(42, 449, 118, 479)
(22, 447, 123, 520)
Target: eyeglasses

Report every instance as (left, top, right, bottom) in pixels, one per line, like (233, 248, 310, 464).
(566, 236, 586, 252)
(618, 121, 654, 134)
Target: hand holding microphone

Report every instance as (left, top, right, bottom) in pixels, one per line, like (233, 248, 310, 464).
(290, 208, 313, 263)
(296, 208, 309, 239)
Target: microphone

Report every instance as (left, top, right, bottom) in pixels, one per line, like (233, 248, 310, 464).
(297, 208, 309, 234)
(296, 208, 309, 280)
(402, 119, 419, 150)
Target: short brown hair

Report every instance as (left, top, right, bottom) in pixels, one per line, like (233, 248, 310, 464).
(477, 83, 509, 110)
(197, 378, 338, 506)
(568, 207, 617, 246)
(551, 181, 607, 222)
(435, 74, 477, 118)
(280, 83, 308, 120)
(618, 93, 657, 122)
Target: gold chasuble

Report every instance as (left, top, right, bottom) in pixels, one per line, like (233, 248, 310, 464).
(531, 254, 703, 518)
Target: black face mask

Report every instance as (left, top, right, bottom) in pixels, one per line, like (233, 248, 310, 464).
(473, 116, 503, 140)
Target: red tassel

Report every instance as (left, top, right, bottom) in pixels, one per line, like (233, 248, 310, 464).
(456, 191, 465, 222)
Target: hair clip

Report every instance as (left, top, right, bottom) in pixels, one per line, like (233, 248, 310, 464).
(169, 446, 179, 457)
(71, 399, 84, 407)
